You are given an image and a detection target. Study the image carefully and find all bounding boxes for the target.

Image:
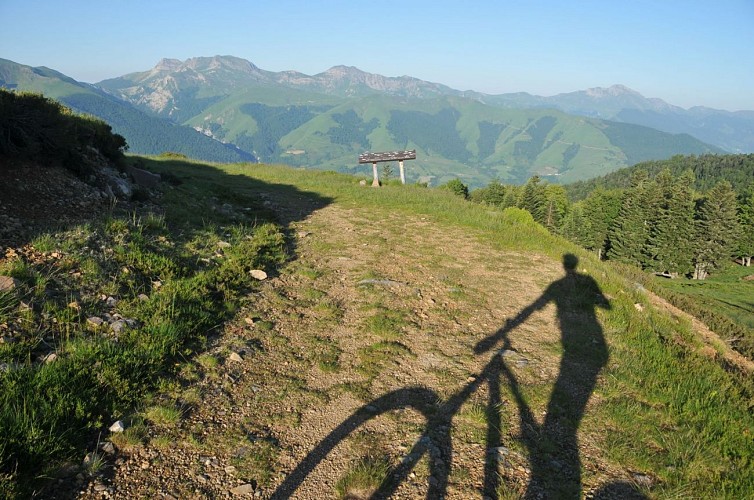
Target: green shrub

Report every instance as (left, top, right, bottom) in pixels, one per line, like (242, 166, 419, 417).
(0, 89, 127, 173)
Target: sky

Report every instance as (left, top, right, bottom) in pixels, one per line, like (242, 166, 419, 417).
(1, 0, 753, 111)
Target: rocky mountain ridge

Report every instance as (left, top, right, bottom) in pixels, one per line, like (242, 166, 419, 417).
(98, 55, 754, 153)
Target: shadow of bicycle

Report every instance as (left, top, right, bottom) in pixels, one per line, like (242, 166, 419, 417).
(272, 254, 647, 499)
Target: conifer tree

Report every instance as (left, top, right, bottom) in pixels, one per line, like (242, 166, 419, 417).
(543, 184, 569, 231)
(692, 180, 740, 279)
(608, 171, 653, 266)
(647, 169, 696, 275)
(560, 201, 587, 246)
(501, 185, 520, 210)
(735, 183, 754, 266)
(519, 175, 546, 224)
(581, 188, 622, 259)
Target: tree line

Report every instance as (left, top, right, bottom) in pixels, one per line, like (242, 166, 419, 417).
(451, 156, 754, 279)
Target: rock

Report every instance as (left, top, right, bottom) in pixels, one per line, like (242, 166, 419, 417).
(99, 441, 116, 455)
(110, 320, 127, 334)
(357, 278, 404, 287)
(249, 270, 267, 280)
(43, 352, 58, 364)
(138, 293, 149, 301)
(243, 317, 255, 326)
(109, 420, 125, 433)
(124, 164, 161, 188)
(631, 472, 653, 488)
(359, 180, 367, 186)
(217, 241, 231, 249)
(225, 465, 237, 475)
(106, 296, 118, 307)
(634, 303, 644, 312)
(489, 446, 510, 456)
(228, 352, 244, 363)
(230, 483, 255, 496)
(93, 482, 107, 492)
(87, 316, 104, 327)
(0, 275, 19, 292)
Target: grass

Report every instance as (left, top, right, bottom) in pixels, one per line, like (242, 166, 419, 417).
(653, 263, 754, 356)
(357, 341, 415, 379)
(0, 157, 290, 495)
(2, 156, 753, 497)
(334, 456, 392, 500)
(143, 404, 182, 427)
(364, 307, 409, 340)
(144, 158, 754, 497)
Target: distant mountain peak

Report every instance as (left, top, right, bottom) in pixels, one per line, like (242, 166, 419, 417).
(155, 58, 182, 72)
(150, 56, 261, 75)
(320, 65, 367, 78)
(584, 84, 642, 98)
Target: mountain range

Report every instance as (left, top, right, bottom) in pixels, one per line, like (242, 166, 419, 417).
(4, 55, 748, 187)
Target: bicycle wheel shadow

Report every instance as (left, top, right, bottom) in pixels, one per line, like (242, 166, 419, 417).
(272, 254, 647, 499)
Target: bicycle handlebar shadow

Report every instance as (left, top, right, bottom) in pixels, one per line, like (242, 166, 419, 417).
(273, 254, 646, 498)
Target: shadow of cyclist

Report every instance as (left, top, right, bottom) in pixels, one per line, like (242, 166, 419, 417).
(476, 253, 610, 497)
(273, 253, 618, 498)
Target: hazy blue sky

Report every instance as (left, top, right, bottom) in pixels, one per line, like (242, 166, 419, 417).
(1, 0, 753, 110)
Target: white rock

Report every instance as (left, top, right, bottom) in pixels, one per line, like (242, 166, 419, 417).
(228, 352, 244, 363)
(109, 420, 125, 433)
(249, 270, 267, 280)
(230, 483, 254, 496)
(0, 275, 19, 291)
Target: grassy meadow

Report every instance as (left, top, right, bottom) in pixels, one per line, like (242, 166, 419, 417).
(1, 156, 753, 498)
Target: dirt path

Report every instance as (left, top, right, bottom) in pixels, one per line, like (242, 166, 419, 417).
(72, 199, 637, 499)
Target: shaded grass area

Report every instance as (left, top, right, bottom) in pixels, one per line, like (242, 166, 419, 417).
(0, 158, 330, 496)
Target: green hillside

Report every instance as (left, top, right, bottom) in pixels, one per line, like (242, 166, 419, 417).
(95, 56, 723, 187)
(1, 56, 724, 187)
(179, 91, 718, 187)
(566, 153, 754, 200)
(0, 58, 254, 163)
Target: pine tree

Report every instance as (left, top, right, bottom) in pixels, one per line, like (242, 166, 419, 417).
(735, 183, 754, 266)
(692, 180, 740, 279)
(581, 188, 622, 259)
(543, 184, 568, 231)
(519, 175, 546, 224)
(647, 169, 696, 275)
(560, 201, 587, 247)
(608, 171, 653, 266)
